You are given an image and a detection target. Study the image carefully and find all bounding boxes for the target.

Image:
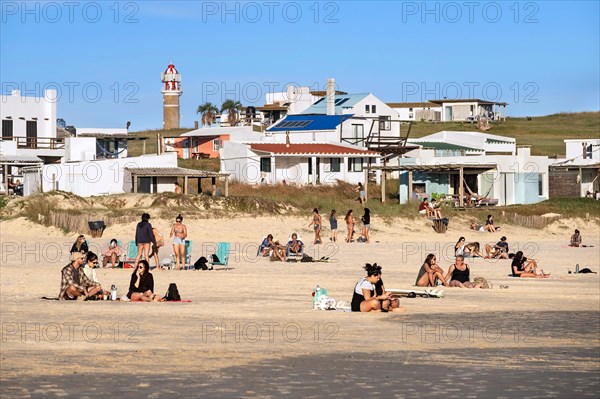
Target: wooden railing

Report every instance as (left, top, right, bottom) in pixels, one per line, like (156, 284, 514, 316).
(0, 136, 65, 149)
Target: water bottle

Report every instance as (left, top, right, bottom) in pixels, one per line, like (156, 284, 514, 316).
(575, 264, 580, 274)
(111, 285, 117, 301)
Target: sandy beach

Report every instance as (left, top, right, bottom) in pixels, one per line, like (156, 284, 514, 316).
(1, 214, 599, 398)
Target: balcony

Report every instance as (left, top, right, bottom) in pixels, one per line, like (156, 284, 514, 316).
(0, 136, 65, 150)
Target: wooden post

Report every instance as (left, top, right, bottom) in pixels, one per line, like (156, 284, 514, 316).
(224, 177, 229, 197)
(408, 170, 413, 201)
(579, 166, 583, 197)
(363, 165, 368, 201)
(143, 139, 146, 155)
(459, 167, 464, 207)
(52, 173, 56, 191)
(197, 177, 202, 194)
(381, 159, 386, 203)
(133, 175, 138, 193)
(183, 176, 189, 194)
(211, 177, 216, 196)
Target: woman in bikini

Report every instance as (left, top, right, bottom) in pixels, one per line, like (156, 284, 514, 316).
(308, 208, 322, 244)
(169, 214, 187, 271)
(345, 209, 354, 243)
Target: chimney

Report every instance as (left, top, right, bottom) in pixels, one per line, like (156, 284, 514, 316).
(326, 78, 335, 116)
(194, 121, 199, 129)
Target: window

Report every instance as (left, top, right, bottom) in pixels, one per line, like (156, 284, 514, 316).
(348, 158, 363, 172)
(586, 144, 593, 159)
(260, 157, 271, 173)
(371, 105, 376, 113)
(330, 158, 341, 172)
(365, 104, 370, 114)
(379, 115, 391, 131)
(538, 174, 543, 196)
(351, 124, 364, 143)
(409, 108, 414, 119)
(213, 139, 220, 151)
(2, 120, 13, 138)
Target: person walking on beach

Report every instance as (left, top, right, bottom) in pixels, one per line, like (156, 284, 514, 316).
(329, 210, 338, 242)
(308, 208, 322, 244)
(134, 213, 156, 267)
(355, 182, 366, 206)
(345, 210, 355, 243)
(170, 214, 188, 270)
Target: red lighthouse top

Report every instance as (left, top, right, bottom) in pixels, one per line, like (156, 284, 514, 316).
(161, 63, 181, 92)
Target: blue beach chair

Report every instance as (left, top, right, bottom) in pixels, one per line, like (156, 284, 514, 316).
(210, 242, 230, 270)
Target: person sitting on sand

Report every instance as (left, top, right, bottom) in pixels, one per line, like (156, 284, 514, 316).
(570, 229, 582, 247)
(260, 234, 274, 256)
(444, 255, 484, 288)
(374, 267, 404, 312)
(351, 263, 393, 312)
(485, 236, 509, 259)
(415, 254, 450, 287)
(59, 252, 104, 300)
(418, 198, 429, 216)
(484, 214, 499, 232)
(429, 199, 442, 218)
(269, 238, 286, 262)
(70, 235, 88, 255)
(511, 251, 550, 278)
(102, 238, 122, 268)
(455, 237, 484, 258)
(470, 223, 485, 232)
(308, 208, 323, 244)
(286, 233, 304, 256)
(127, 260, 163, 302)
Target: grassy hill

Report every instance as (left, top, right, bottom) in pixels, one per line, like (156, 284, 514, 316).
(127, 112, 599, 159)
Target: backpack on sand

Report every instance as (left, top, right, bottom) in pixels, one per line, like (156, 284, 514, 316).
(164, 283, 181, 301)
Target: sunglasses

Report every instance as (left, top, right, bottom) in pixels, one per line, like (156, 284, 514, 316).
(92, 261, 98, 265)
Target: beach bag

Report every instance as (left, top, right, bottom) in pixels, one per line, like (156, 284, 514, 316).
(211, 254, 221, 263)
(194, 256, 211, 270)
(164, 283, 181, 301)
(300, 253, 314, 262)
(473, 276, 492, 289)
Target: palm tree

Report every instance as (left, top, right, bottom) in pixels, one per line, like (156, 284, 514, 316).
(220, 99, 243, 126)
(196, 102, 219, 127)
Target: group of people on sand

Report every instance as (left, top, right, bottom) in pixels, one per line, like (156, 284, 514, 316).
(418, 198, 443, 218)
(470, 214, 500, 233)
(59, 212, 193, 302)
(308, 208, 372, 245)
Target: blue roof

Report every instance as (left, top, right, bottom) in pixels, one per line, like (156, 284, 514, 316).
(299, 93, 370, 115)
(267, 114, 354, 132)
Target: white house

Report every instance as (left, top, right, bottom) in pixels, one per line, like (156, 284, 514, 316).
(392, 131, 551, 205)
(428, 99, 508, 122)
(23, 152, 179, 197)
(408, 131, 516, 156)
(1, 89, 63, 162)
(549, 139, 600, 198)
(387, 102, 442, 122)
(221, 142, 379, 185)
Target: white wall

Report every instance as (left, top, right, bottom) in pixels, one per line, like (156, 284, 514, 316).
(64, 137, 97, 161)
(1, 90, 56, 141)
(565, 139, 600, 161)
(28, 153, 177, 196)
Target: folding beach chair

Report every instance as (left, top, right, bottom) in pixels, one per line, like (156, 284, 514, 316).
(285, 236, 305, 258)
(124, 240, 138, 268)
(184, 240, 193, 270)
(210, 242, 230, 270)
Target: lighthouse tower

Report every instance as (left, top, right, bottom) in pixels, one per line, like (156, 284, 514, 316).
(161, 63, 182, 130)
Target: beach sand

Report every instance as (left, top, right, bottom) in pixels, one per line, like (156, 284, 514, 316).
(1, 214, 599, 398)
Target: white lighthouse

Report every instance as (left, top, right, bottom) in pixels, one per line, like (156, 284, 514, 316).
(161, 63, 182, 130)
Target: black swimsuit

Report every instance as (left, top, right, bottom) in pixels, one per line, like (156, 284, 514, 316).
(451, 265, 470, 283)
(351, 278, 374, 312)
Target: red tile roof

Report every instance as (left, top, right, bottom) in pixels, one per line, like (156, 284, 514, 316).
(249, 143, 379, 156)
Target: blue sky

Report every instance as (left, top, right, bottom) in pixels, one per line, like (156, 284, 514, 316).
(1, 0, 598, 130)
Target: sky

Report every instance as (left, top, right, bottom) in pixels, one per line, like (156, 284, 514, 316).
(1, 0, 599, 130)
